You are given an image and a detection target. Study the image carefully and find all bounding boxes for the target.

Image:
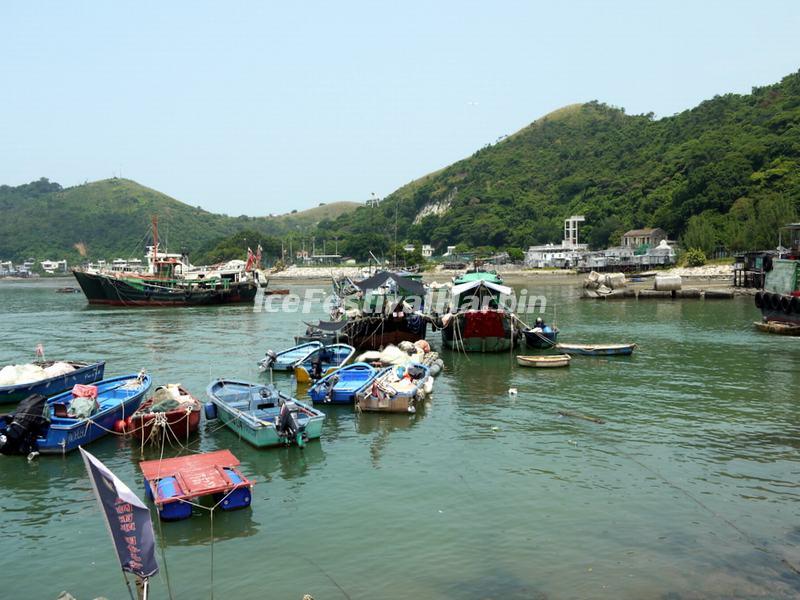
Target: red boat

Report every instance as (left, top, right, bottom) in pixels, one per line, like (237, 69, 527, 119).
(128, 385, 201, 442)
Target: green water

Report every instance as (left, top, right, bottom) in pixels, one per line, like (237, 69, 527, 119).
(1, 278, 799, 600)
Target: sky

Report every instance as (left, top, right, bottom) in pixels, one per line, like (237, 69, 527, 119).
(1, 0, 799, 216)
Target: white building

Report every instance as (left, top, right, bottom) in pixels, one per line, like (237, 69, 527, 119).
(40, 259, 68, 273)
(421, 244, 433, 258)
(525, 215, 588, 268)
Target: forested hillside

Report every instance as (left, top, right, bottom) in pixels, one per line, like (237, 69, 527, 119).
(0, 178, 358, 262)
(3, 70, 799, 264)
(319, 70, 800, 258)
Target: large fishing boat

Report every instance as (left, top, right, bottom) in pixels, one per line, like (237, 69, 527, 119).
(72, 218, 259, 306)
(437, 271, 521, 352)
(754, 223, 800, 325)
(300, 271, 428, 351)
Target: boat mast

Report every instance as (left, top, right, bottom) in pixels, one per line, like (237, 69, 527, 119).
(151, 215, 158, 275)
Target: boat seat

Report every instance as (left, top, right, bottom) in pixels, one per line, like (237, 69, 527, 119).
(53, 402, 69, 418)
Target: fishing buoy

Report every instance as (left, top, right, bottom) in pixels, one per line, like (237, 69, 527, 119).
(114, 419, 127, 434)
(508, 388, 518, 397)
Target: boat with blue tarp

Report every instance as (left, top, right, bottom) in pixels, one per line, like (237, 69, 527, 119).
(258, 341, 323, 372)
(308, 362, 378, 404)
(36, 372, 151, 454)
(206, 379, 325, 447)
(0, 360, 106, 405)
(293, 343, 356, 383)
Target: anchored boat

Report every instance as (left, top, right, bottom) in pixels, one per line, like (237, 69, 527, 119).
(128, 384, 202, 443)
(258, 341, 323, 372)
(206, 379, 325, 448)
(355, 363, 431, 413)
(72, 217, 258, 307)
(0, 359, 105, 405)
(516, 354, 571, 368)
(34, 373, 151, 454)
(308, 363, 377, 404)
(556, 343, 636, 356)
(438, 272, 520, 352)
(293, 343, 356, 383)
(754, 223, 800, 326)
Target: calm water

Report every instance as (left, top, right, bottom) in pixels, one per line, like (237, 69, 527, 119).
(1, 278, 799, 600)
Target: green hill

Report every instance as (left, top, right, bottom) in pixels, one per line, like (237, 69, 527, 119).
(319, 70, 800, 258)
(0, 178, 359, 262)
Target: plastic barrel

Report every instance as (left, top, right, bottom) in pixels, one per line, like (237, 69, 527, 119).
(204, 402, 217, 420)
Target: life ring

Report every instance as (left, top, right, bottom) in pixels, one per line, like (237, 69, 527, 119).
(754, 291, 764, 309)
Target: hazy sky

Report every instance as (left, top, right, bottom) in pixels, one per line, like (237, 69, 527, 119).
(2, 1, 798, 216)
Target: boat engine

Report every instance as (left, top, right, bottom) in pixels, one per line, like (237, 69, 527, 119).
(0, 393, 49, 455)
(277, 399, 305, 446)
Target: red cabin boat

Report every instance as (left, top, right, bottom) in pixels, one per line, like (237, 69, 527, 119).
(128, 384, 201, 442)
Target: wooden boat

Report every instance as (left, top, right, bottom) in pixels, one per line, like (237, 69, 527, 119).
(55, 287, 81, 293)
(439, 273, 520, 352)
(753, 320, 800, 335)
(293, 343, 356, 383)
(355, 363, 430, 413)
(308, 362, 377, 404)
(258, 341, 323, 372)
(128, 384, 202, 442)
(141, 449, 254, 521)
(0, 360, 105, 405)
(263, 288, 290, 295)
(516, 354, 571, 368)
(555, 343, 636, 356)
(35, 373, 151, 454)
(523, 325, 558, 348)
(206, 379, 325, 448)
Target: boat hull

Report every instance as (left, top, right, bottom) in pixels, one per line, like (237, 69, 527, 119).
(308, 363, 377, 404)
(516, 354, 571, 368)
(0, 361, 106, 405)
(37, 374, 151, 454)
(556, 343, 636, 356)
(129, 399, 202, 441)
(523, 328, 558, 349)
(207, 380, 325, 448)
(73, 270, 258, 307)
(442, 310, 517, 352)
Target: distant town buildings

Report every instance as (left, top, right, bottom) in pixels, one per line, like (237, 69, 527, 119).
(525, 217, 676, 271)
(621, 228, 667, 249)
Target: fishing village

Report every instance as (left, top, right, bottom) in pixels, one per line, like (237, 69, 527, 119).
(2, 4, 800, 600)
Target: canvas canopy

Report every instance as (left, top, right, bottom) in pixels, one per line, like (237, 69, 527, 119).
(451, 278, 512, 298)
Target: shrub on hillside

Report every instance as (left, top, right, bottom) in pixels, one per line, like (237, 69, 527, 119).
(684, 248, 707, 267)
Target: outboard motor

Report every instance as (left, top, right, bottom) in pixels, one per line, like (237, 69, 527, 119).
(0, 393, 49, 455)
(261, 350, 278, 369)
(276, 399, 305, 447)
(323, 374, 339, 402)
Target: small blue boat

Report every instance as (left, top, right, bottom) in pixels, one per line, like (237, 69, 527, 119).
(36, 373, 152, 454)
(555, 342, 636, 356)
(0, 360, 106, 405)
(308, 362, 377, 404)
(523, 326, 558, 349)
(258, 341, 323, 372)
(293, 343, 356, 383)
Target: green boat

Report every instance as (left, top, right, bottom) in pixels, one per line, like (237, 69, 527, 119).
(440, 271, 520, 352)
(206, 379, 325, 448)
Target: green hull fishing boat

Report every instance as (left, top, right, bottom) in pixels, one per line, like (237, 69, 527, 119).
(206, 379, 325, 448)
(439, 270, 520, 352)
